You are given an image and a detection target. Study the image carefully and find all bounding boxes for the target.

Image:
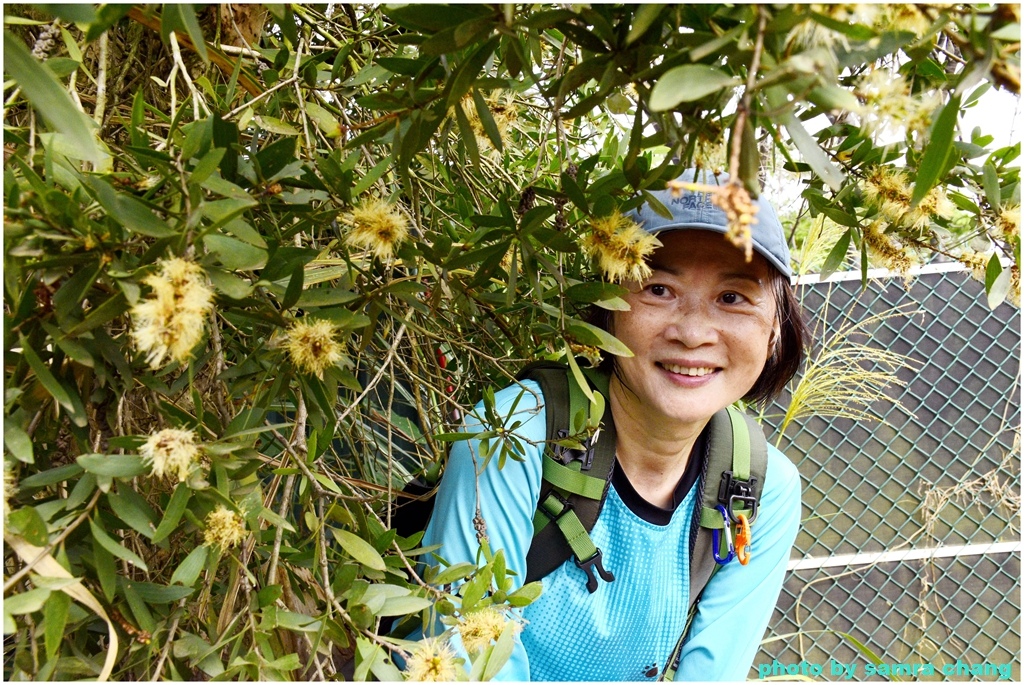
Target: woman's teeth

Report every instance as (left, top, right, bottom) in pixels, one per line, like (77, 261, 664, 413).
(662, 364, 714, 377)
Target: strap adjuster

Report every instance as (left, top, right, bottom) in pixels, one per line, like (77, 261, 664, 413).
(539, 489, 574, 524)
(574, 548, 614, 593)
(716, 470, 759, 522)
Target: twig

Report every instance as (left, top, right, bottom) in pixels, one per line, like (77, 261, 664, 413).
(93, 32, 108, 128)
(224, 75, 301, 119)
(334, 322, 408, 426)
(266, 473, 297, 586)
(151, 598, 187, 680)
(3, 490, 102, 593)
(169, 31, 211, 119)
(728, 6, 768, 180)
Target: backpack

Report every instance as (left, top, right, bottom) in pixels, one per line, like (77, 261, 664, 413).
(392, 361, 768, 672)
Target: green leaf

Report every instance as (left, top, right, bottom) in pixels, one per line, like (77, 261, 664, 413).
(83, 177, 176, 238)
(204, 234, 268, 270)
(254, 115, 300, 136)
(207, 269, 254, 299)
(126, 580, 195, 603)
(911, 95, 960, 207)
(5, 422, 34, 463)
(985, 255, 1010, 309)
(378, 595, 432, 617)
(161, 5, 208, 64)
(43, 590, 71, 660)
(89, 518, 148, 571)
(20, 339, 75, 416)
(153, 483, 191, 544)
(649, 65, 739, 111)
(76, 454, 149, 479)
(5, 587, 51, 615)
(566, 321, 634, 357)
(7, 507, 49, 546)
(107, 490, 156, 539)
(336, 530, 387, 571)
(564, 281, 628, 303)
(200, 198, 256, 229)
(19, 463, 83, 489)
(3, 31, 101, 163)
(564, 343, 595, 403)
(432, 561, 478, 586)
(626, 4, 664, 45)
(982, 163, 1001, 209)
(93, 533, 117, 602)
(305, 101, 341, 138)
(482, 620, 517, 681)
(471, 88, 503, 152)
(819, 228, 853, 279)
(506, 581, 542, 607)
(295, 286, 359, 308)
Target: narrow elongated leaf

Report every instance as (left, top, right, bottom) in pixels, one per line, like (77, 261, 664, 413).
(626, 5, 664, 45)
(911, 95, 960, 206)
(5, 422, 34, 463)
(77, 454, 148, 479)
(4, 32, 101, 163)
(83, 177, 176, 237)
(650, 65, 739, 111)
(20, 340, 74, 412)
(566, 321, 634, 357)
(336, 530, 387, 571)
(43, 590, 71, 659)
(5, 588, 52, 614)
(820, 228, 853, 279)
(482, 621, 517, 681)
(982, 162, 1001, 209)
(90, 518, 149, 571)
(153, 483, 191, 544)
(985, 255, 1010, 309)
(6, 507, 49, 546)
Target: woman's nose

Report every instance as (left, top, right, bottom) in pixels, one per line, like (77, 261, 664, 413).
(665, 302, 719, 347)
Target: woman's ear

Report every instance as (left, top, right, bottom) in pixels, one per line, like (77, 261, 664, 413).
(767, 322, 781, 361)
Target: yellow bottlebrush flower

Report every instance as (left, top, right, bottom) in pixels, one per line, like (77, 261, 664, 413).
(862, 166, 952, 230)
(285, 319, 344, 379)
(998, 204, 1020, 242)
(863, 221, 915, 277)
(1008, 266, 1020, 308)
(461, 91, 518, 152)
(404, 639, 460, 682)
(878, 5, 932, 36)
(458, 607, 511, 654)
(709, 182, 759, 262)
(130, 257, 214, 368)
(854, 68, 943, 141)
(203, 506, 247, 549)
(343, 198, 409, 260)
(583, 213, 662, 283)
(958, 250, 991, 284)
(140, 428, 200, 482)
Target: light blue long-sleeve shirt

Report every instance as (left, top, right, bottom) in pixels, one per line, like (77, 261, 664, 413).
(421, 380, 801, 681)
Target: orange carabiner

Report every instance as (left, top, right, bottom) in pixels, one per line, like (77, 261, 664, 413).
(734, 513, 752, 565)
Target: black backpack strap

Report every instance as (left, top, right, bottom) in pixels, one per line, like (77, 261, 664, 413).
(517, 363, 617, 593)
(661, 406, 768, 680)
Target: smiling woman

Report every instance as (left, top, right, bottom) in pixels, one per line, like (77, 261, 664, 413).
(419, 169, 810, 681)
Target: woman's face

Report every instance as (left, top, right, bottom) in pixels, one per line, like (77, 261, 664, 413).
(610, 230, 778, 429)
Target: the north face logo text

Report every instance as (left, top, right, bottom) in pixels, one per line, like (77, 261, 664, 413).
(672, 191, 714, 210)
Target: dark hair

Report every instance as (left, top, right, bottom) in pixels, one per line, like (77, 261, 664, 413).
(583, 270, 808, 407)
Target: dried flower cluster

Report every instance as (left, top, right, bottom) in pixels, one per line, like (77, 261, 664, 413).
(458, 607, 515, 654)
(710, 181, 760, 262)
(203, 506, 247, 549)
(140, 428, 201, 482)
(404, 639, 460, 681)
(343, 198, 409, 260)
(583, 213, 661, 283)
(862, 166, 955, 231)
(130, 257, 215, 368)
(854, 68, 943, 141)
(3, 465, 16, 522)
(285, 319, 344, 378)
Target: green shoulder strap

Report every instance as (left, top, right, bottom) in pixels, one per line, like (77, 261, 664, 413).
(516, 362, 617, 593)
(660, 405, 769, 681)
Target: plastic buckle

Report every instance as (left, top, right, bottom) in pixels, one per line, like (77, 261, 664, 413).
(574, 548, 615, 593)
(553, 429, 596, 471)
(717, 471, 759, 522)
(711, 504, 735, 565)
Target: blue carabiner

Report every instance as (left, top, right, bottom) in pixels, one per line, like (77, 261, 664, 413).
(712, 504, 735, 564)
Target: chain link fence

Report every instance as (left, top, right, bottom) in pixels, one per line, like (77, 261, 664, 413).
(754, 265, 1021, 681)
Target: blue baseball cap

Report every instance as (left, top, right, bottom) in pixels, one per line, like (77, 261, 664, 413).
(627, 168, 792, 279)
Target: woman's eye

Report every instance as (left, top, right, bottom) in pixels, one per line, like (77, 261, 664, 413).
(721, 292, 744, 304)
(647, 284, 669, 297)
